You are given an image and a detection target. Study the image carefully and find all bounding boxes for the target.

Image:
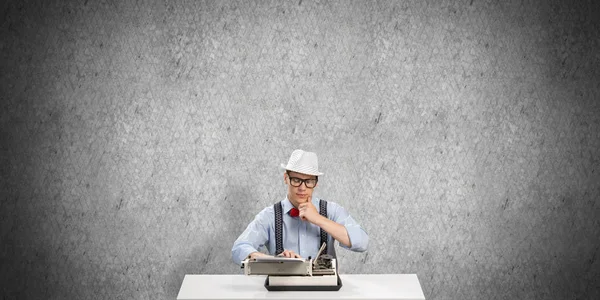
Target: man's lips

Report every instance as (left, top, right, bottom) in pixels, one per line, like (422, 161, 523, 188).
(296, 194, 307, 198)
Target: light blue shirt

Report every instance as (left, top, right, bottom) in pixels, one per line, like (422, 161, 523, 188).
(232, 196, 369, 265)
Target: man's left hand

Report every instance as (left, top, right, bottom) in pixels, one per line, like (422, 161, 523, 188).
(299, 196, 321, 223)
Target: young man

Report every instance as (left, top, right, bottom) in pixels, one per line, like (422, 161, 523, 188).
(231, 149, 368, 265)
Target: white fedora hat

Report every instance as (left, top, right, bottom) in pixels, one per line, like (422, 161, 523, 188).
(280, 149, 324, 176)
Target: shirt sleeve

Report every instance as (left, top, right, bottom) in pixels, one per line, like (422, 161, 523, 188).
(329, 202, 369, 252)
(231, 207, 271, 265)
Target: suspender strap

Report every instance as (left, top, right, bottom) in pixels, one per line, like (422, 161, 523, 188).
(319, 199, 328, 254)
(274, 202, 284, 255)
(274, 199, 329, 256)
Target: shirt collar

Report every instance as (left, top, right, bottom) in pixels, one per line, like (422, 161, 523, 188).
(281, 196, 295, 214)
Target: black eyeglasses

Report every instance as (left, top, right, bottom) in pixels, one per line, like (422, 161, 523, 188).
(287, 173, 318, 188)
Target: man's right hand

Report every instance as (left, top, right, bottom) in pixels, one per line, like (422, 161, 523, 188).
(277, 249, 302, 258)
(248, 250, 302, 260)
(249, 252, 269, 260)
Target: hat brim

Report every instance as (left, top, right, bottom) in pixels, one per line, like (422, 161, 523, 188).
(280, 163, 323, 176)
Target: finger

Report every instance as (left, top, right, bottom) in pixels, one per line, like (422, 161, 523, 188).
(294, 253, 302, 258)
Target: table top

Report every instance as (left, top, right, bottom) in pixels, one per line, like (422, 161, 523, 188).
(177, 274, 425, 300)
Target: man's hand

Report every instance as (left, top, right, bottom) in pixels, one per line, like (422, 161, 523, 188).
(277, 249, 302, 258)
(249, 250, 302, 260)
(249, 252, 269, 260)
(299, 196, 322, 224)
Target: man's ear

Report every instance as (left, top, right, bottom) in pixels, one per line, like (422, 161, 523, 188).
(283, 172, 288, 184)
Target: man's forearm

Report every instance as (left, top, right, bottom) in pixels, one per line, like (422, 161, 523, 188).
(249, 251, 271, 259)
(313, 215, 351, 247)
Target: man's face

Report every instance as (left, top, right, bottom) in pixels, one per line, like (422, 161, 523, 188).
(284, 171, 318, 207)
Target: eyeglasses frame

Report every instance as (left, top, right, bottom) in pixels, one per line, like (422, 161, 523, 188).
(286, 171, 318, 189)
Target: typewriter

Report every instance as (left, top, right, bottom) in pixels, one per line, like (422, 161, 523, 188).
(241, 243, 341, 291)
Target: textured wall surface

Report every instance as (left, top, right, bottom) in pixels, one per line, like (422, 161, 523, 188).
(1, 0, 599, 299)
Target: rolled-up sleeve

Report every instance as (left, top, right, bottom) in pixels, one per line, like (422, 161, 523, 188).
(231, 208, 271, 265)
(330, 203, 369, 252)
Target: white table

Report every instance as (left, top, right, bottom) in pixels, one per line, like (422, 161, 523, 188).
(177, 274, 425, 300)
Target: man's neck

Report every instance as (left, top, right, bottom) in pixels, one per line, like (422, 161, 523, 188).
(287, 194, 300, 208)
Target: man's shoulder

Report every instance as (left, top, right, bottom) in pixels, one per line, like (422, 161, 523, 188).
(251, 205, 275, 225)
(319, 199, 351, 217)
(258, 204, 275, 214)
(256, 200, 285, 215)
(317, 198, 342, 207)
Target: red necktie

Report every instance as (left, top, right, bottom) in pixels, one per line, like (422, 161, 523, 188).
(289, 208, 300, 217)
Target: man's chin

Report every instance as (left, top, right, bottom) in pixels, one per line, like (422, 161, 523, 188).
(296, 198, 309, 204)
(291, 198, 305, 206)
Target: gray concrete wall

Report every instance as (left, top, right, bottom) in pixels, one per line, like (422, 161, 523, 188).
(1, 0, 599, 299)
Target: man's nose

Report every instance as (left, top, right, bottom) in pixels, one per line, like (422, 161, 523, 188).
(297, 183, 306, 191)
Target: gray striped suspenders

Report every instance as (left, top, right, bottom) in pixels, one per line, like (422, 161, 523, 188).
(274, 202, 284, 255)
(319, 200, 328, 254)
(274, 199, 329, 256)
